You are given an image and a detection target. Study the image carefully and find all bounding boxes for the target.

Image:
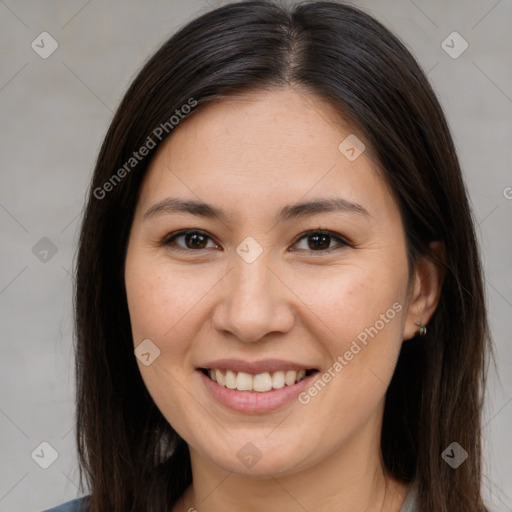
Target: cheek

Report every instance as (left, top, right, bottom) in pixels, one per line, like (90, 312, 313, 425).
(288, 259, 406, 350)
(292, 261, 407, 422)
(125, 255, 222, 367)
(124, 255, 211, 437)
(126, 257, 192, 338)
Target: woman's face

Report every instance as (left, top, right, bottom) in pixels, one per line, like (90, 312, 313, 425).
(124, 87, 420, 477)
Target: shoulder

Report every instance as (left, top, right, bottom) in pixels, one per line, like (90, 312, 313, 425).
(41, 496, 90, 512)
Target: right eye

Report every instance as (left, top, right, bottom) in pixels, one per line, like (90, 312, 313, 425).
(162, 230, 220, 252)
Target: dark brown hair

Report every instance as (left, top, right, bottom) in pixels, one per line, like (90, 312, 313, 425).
(74, 1, 493, 510)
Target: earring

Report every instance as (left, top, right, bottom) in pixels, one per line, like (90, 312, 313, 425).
(415, 321, 427, 336)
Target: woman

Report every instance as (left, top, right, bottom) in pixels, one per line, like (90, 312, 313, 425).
(44, 1, 493, 511)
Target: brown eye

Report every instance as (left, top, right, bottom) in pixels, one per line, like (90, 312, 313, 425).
(163, 230, 218, 251)
(183, 232, 208, 249)
(293, 230, 349, 253)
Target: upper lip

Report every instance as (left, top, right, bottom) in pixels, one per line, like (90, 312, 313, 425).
(197, 358, 318, 374)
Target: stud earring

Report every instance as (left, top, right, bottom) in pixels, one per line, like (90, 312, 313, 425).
(415, 321, 427, 336)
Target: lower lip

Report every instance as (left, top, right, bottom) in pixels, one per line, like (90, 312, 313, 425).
(198, 370, 317, 414)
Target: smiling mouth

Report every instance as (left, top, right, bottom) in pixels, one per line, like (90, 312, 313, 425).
(200, 368, 319, 393)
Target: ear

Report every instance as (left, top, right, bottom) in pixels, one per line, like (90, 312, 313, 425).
(403, 241, 446, 341)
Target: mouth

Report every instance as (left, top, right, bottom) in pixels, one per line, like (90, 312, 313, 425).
(197, 358, 321, 413)
(199, 368, 319, 393)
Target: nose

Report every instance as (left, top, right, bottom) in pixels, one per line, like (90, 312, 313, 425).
(211, 252, 295, 343)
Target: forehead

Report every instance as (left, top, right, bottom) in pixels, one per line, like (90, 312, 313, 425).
(170, 87, 357, 159)
(137, 88, 397, 224)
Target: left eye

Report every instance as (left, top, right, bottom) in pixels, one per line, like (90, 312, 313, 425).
(162, 229, 349, 253)
(293, 230, 349, 252)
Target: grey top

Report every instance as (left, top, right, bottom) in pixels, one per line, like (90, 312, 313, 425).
(399, 482, 419, 512)
(42, 496, 87, 511)
(42, 483, 420, 511)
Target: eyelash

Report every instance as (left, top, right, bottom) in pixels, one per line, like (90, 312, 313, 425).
(161, 229, 351, 254)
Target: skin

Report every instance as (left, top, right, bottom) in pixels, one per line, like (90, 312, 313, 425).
(124, 87, 444, 512)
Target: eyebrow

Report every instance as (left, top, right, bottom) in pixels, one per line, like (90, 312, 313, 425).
(143, 196, 370, 223)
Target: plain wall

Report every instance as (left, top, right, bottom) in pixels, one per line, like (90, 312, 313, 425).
(0, 1, 510, 511)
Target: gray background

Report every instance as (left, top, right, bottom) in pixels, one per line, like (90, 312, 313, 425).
(0, 1, 511, 511)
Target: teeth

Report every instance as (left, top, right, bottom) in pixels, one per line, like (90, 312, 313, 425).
(285, 370, 296, 386)
(225, 370, 237, 389)
(253, 372, 273, 392)
(215, 369, 225, 386)
(235, 371, 253, 391)
(271, 370, 285, 389)
(206, 368, 310, 392)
